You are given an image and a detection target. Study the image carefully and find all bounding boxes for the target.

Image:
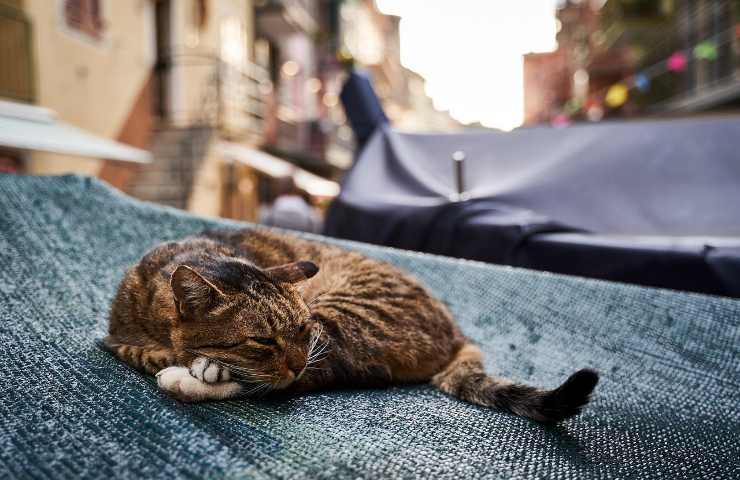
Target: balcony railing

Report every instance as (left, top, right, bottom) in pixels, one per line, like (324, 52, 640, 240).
(154, 52, 271, 144)
(255, 0, 319, 38)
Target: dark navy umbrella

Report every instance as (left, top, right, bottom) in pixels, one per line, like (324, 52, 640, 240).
(327, 71, 740, 297)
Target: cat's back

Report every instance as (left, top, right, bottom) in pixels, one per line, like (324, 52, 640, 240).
(136, 238, 236, 280)
(204, 228, 464, 360)
(202, 228, 445, 306)
(223, 229, 465, 384)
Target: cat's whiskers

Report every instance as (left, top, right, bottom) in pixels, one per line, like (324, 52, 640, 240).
(307, 339, 330, 363)
(304, 324, 323, 359)
(306, 356, 330, 369)
(242, 381, 273, 398)
(226, 366, 275, 382)
(308, 323, 323, 349)
(305, 366, 328, 372)
(306, 356, 329, 368)
(307, 350, 329, 364)
(307, 291, 330, 308)
(185, 348, 276, 384)
(295, 324, 330, 378)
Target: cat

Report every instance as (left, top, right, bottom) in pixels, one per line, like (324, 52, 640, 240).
(104, 228, 598, 423)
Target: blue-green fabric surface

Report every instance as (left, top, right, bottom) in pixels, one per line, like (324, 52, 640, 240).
(0, 174, 738, 479)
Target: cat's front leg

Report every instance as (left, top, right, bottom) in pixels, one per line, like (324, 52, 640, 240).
(189, 357, 231, 383)
(156, 366, 241, 402)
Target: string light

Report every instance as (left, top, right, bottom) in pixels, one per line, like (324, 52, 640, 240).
(633, 73, 651, 92)
(605, 83, 629, 108)
(551, 113, 571, 128)
(553, 1, 733, 116)
(573, 23, 735, 114)
(667, 52, 688, 72)
(586, 105, 604, 122)
(564, 98, 583, 115)
(693, 41, 718, 60)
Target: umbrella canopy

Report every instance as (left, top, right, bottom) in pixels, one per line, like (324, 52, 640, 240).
(329, 78, 740, 297)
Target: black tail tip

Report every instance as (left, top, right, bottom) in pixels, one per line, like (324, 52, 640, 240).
(542, 368, 600, 423)
(566, 368, 600, 395)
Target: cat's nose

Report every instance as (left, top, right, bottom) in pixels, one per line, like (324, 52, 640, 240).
(285, 364, 303, 381)
(285, 350, 305, 374)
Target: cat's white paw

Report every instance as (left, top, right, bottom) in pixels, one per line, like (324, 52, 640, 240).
(189, 357, 231, 383)
(156, 366, 240, 402)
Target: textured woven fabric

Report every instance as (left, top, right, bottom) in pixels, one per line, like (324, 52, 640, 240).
(0, 175, 738, 479)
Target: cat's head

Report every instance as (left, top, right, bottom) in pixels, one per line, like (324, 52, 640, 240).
(169, 258, 320, 390)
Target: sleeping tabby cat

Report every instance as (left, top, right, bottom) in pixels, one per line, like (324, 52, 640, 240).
(104, 228, 598, 423)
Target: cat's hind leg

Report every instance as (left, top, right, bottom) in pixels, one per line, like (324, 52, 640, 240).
(156, 366, 242, 402)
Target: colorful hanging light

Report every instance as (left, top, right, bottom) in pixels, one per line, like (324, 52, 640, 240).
(693, 41, 718, 60)
(605, 83, 629, 108)
(667, 51, 688, 72)
(551, 113, 571, 128)
(564, 98, 583, 115)
(634, 73, 651, 92)
(586, 105, 604, 122)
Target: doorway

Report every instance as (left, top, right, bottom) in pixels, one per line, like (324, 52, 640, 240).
(154, 0, 171, 119)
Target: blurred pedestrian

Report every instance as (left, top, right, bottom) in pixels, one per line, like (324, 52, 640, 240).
(259, 175, 322, 233)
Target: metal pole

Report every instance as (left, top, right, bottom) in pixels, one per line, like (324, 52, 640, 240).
(452, 150, 465, 200)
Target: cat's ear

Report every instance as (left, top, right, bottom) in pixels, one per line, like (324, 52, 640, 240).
(265, 261, 319, 284)
(170, 265, 224, 317)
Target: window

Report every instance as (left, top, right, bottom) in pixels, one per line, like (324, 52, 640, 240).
(64, 0, 104, 40)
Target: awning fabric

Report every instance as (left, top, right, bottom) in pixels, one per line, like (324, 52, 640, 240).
(218, 141, 339, 198)
(0, 100, 150, 163)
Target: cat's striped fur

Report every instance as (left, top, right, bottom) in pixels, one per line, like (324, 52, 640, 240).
(105, 228, 598, 422)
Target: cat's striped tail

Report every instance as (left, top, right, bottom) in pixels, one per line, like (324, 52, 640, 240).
(432, 344, 599, 423)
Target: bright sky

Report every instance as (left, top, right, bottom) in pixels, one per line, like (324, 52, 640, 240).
(375, 0, 559, 130)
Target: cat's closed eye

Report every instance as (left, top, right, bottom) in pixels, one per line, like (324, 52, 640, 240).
(250, 337, 276, 346)
(197, 341, 243, 350)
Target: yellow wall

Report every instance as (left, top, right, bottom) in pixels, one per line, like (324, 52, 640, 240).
(20, 0, 256, 181)
(168, 0, 255, 127)
(23, 0, 155, 175)
(188, 141, 223, 218)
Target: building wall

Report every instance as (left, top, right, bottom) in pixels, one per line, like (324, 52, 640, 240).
(168, 0, 256, 127)
(23, 0, 156, 175)
(523, 50, 569, 125)
(339, 0, 460, 132)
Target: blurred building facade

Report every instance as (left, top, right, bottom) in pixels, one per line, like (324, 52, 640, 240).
(338, 0, 461, 132)
(0, 0, 155, 176)
(523, 50, 570, 125)
(0, 0, 344, 221)
(523, 0, 740, 125)
(1, 0, 460, 221)
(655, 0, 738, 112)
